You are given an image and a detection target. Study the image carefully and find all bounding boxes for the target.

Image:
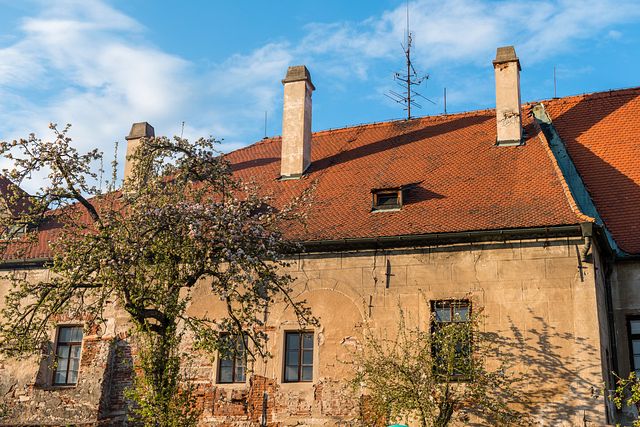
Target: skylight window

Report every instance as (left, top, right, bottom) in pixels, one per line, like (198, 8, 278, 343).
(372, 188, 402, 211)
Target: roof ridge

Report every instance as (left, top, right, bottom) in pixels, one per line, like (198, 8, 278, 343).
(223, 108, 496, 157)
(224, 86, 640, 159)
(525, 85, 640, 109)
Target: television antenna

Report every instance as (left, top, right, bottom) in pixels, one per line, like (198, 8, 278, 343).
(385, 1, 434, 119)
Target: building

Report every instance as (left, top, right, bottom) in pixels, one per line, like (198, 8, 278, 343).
(1, 45, 639, 426)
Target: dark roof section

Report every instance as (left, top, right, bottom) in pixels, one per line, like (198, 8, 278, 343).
(543, 87, 640, 254)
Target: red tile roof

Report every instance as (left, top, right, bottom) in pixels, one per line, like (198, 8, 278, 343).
(543, 88, 640, 254)
(225, 106, 585, 242)
(3, 99, 597, 261)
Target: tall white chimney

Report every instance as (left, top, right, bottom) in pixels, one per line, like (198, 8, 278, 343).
(124, 122, 154, 182)
(493, 46, 522, 146)
(280, 65, 314, 178)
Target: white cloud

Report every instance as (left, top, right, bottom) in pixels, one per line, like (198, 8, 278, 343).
(1, 0, 639, 193)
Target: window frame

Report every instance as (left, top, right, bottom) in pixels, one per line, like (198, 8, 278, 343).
(52, 325, 83, 387)
(627, 316, 640, 376)
(371, 188, 402, 211)
(216, 334, 248, 384)
(430, 299, 472, 380)
(283, 331, 314, 383)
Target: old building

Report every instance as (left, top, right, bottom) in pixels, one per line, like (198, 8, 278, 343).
(1, 45, 639, 426)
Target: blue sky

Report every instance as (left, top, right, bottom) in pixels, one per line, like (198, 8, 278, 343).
(1, 0, 640, 190)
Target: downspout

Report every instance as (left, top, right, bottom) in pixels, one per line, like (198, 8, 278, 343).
(580, 222, 593, 262)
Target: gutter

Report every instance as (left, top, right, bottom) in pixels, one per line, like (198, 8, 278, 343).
(297, 224, 585, 252)
(0, 257, 51, 269)
(0, 226, 588, 267)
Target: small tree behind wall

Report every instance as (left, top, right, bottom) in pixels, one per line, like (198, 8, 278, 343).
(0, 125, 314, 425)
(349, 303, 529, 427)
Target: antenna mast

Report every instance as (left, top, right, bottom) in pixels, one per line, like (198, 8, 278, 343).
(385, 1, 434, 119)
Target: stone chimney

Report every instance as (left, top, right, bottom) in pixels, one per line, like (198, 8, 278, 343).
(281, 65, 314, 178)
(124, 122, 154, 182)
(493, 46, 522, 146)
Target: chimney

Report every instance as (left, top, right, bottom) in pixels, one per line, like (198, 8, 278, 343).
(124, 122, 154, 182)
(280, 65, 315, 178)
(493, 46, 522, 146)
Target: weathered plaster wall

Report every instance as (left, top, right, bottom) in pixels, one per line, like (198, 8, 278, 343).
(0, 236, 608, 426)
(188, 236, 607, 426)
(610, 259, 640, 375)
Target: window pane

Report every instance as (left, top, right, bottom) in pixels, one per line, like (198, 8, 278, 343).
(235, 365, 245, 382)
(435, 307, 451, 322)
(55, 358, 68, 377)
(454, 306, 469, 321)
(69, 355, 80, 373)
(631, 320, 640, 335)
(67, 370, 78, 384)
(287, 333, 300, 350)
(303, 350, 313, 365)
(633, 340, 640, 355)
(377, 193, 399, 207)
(219, 366, 233, 383)
(634, 356, 640, 371)
(70, 345, 81, 359)
(302, 333, 313, 349)
(54, 370, 67, 384)
(57, 344, 70, 359)
(301, 366, 313, 381)
(285, 366, 298, 382)
(59, 326, 82, 343)
(286, 350, 299, 366)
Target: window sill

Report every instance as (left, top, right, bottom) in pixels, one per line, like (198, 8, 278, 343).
(371, 207, 401, 213)
(215, 382, 248, 388)
(38, 384, 78, 390)
(280, 381, 314, 389)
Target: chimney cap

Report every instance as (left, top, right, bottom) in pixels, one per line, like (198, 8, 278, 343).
(493, 46, 521, 70)
(282, 65, 315, 90)
(126, 122, 155, 140)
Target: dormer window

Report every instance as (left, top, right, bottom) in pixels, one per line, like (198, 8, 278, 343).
(372, 188, 402, 211)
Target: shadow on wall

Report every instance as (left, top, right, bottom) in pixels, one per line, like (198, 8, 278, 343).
(470, 311, 603, 426)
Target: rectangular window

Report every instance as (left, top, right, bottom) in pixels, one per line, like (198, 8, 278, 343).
(284, 331, 313, 382)
(628, 318, 640, 376)
(53, 326, 83, 386)
(217, 335, 247, 384)
(372, 189, 402, 211)
(431, 300, 472, 379)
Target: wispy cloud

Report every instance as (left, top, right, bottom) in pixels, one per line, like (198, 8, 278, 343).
(1, 0, 638, 193)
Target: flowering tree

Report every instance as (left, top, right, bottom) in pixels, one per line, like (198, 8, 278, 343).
(0, 125, 313, 425)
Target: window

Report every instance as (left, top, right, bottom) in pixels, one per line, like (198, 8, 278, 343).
(372, 189, 402, 211)
(53, 326, 83, 386)
(431, 300, 472, 379)
(628, 318, 640, 376)
(284, 331, 313, 382)
(217, 335, 247, 384)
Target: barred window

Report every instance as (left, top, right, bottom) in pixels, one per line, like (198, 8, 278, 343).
(431, 300, 472, 379)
